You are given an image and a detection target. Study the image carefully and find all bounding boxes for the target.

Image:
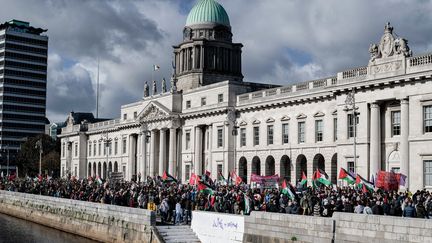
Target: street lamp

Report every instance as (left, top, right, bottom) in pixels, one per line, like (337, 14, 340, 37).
(35, 139, 43, 176)
(344, 89, 359, 174)
(3, 145, 10, 176)
(99, 133, 112, 179)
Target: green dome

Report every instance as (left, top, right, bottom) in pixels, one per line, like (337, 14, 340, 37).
(186, 0, 230, 27)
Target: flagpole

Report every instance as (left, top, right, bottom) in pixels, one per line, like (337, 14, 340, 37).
(96, 57, 100, 118)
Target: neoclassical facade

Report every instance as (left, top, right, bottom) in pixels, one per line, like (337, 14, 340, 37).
(60, 0, 432, 191)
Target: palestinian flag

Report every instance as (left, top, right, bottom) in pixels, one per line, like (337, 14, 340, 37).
(315, 169, 332, 186)
(96, 176, 103, 185)
(198, 180, 214, 195)
(281, 180, 296, 200)
(356, 175, 374, 193)
(231, 170, 243, 186)
(189, 173, 197, 185)
(162, 171, 178, 183)
(338, 168, 355, 184)
(300, 171, 307, 185)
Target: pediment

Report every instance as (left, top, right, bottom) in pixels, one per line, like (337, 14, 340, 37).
(239, 121, 248, 126)
(138, 101, 172, 121)
(314, 111, 325, 118)
(266, 117, 275, 123)
(252, 119, 261, 125)
(281, 115, 291, 121)
(296, 113, 307, 119)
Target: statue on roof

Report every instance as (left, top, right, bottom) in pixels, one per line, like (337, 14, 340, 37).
(144, 81, 149, 97)
(152, 80, 157, 95)
(161, 78, 167, 93)
(369, 43, 379, 62)
(170, 75, 177, 93)
(395, 38, 412, 57)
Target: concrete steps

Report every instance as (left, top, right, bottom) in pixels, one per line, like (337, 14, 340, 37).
(156, 225, 201, 243)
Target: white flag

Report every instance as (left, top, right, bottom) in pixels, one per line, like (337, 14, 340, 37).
(153, 65, 160, 71)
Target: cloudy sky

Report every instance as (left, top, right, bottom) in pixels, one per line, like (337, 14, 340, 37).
(1, 0, 432, 122)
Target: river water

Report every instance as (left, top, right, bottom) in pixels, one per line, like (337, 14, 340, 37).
(0, 213, 98, 243)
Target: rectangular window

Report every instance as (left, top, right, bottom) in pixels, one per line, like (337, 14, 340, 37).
(267, 125, 274, 145)
(348, 114, 359, 138)
(391, 111, 401, 136)
(425, 160, 432, 187)
(89, 144, 92, 156)
(93, 142, 96, 156)
(282, 123, 289, 144)
(315, 120, 323, 142)
(333, 118, 338, 141)
(122, 138, 127, 154)
(185, 164, 191, 181)
(114, 141, 118, 155)
(123, 113, 127, 120)
(240, 128, 246, 147)
(298, 122, 305, 143)
(103, 142, 106, 155)
(62, 143, 65, 157)
(201, 97, 206, 106)
(185, 131, 191, 150)
(347, 161, 355, 174)
(109, 142, 112, 155)
(424, 106, 432, 133)
(217, 164, 223, 175)
(75, 143, 78, 157)
(253, 127, 260, 146)
(217, 127, 223, 148)
(74, 167, 77, 176)
(186, 100, 191, 109)
(134, 111, 137, 119)
(218, 94, 223, 103)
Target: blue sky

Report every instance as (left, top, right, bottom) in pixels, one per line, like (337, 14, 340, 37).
(1, 0, 432, 122)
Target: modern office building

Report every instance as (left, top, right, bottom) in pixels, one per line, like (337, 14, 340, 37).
(0, 19, 48, 154)
(60, 0, 432, 191)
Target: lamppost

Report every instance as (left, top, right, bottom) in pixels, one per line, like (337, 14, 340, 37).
(35, 139, 43, 175)
(140, 126, 151, 179)
(227, 108, 238, 175)
(99, 133, 112, 179)
(344, 89, 358, 173)
(3, 145, 10, 176)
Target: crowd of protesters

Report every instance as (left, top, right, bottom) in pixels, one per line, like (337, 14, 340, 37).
(0, 175, 431, 225)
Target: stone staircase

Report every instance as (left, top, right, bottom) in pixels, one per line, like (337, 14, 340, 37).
(155, 225, 201, 243)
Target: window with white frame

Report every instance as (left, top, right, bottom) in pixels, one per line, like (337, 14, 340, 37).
(348, 114, 359, 138)
(333, 118, 337, 141)
(186, 100, 191, 109)
(123, 113, 127, 120)
(185, 131, 191, 149)
(93, 142, 96, 156)
(122, 138, 127, 154)
(185, 164, 191, 181)
(267, 125, 274, 145)
(201, 97, 206, 106)
(89, 144, 92, 156)
(240, 128, 246, 147)
(98, 142, 101, 156)
(347, 161, 355, 174)
(315, 120, 323, 142)
(217, 127, 223, 148)
(298, 121, 305, 143)
(62, 143, 65, 157)
(75, 143, 78, 157)
(424, 160, 432, 187)
(282, 123, 289, 144)
(391, 111, 401, 136)
(424, 106, 432, 133)
(218, 94, 223, 103)
(114, 140, 118, 155)
(134, 111, 137, 119)
(253, 127, 260, 146)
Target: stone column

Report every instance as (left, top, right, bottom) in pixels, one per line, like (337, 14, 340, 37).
(128, 135, 137, 181)
(168, 128, 177, 177)
(159, 129, 167, 176)
(149, 130, 157, 176)
(370, 103, 381, 178)
(400, 98, 409, 187)
(207, 125, 213, 176)
(194, 126, 203, 175)
(141, 133, 147, 177)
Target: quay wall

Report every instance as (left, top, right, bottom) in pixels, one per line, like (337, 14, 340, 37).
(0, 190, 159, 243)
(191, 211, 432, 243)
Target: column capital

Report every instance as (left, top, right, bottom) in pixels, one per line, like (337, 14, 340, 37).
(370, 102, 380, 108)
(400, 98, 409, 105)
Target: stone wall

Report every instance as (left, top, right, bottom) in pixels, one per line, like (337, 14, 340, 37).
(244, 211, 334, 243)
(0, 190, 158, 243)
(333, 212, 432, 243)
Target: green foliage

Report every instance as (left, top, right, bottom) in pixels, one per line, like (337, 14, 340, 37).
(291, 236, 298, 241)
(15, 134, 60, 177)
